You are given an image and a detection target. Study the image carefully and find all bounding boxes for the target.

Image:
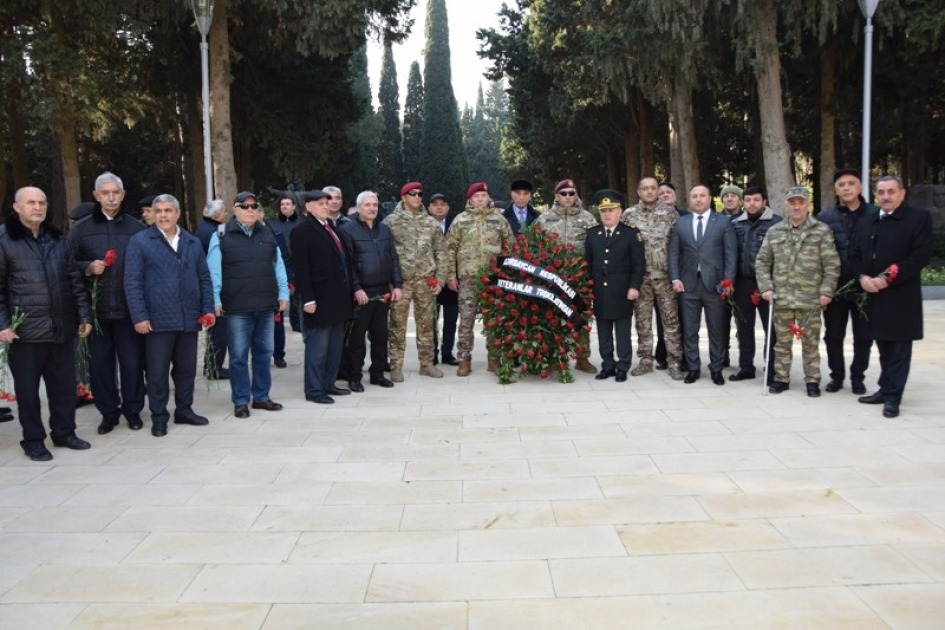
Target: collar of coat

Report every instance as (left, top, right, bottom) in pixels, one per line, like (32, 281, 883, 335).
(5, 213, 63, 241)
(550, 201, 586, 217)
(733, 206, 776, 222)
(91, 202, 131, 223)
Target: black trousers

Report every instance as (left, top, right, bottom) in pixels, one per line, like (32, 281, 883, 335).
(145, 331, 198, 426)
(435, 288, 459, 357)
(10, 341, 78, 445)
(597, 316, 633, 372)
(733, 278, 775, 374)
(205, 313, 228, 372)
(342, 296, 390, 381)
(90, 317, 145, 421)
(823, 298, 872, 384)
(876, 339, 912, 403)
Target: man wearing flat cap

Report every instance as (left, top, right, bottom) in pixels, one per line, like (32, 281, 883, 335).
(382, 182, 448, 381)
(503, 180, 540, 236)
(535, 178, 599, 374)
(447, 182, 515, 375)
(586, 190, 646, 382)
(817, 168, 879, 395)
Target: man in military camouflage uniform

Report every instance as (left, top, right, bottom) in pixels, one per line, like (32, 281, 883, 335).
(621, 177, 685, 380)
(382, 182, 447, 381)
(534, 179, 599, 374)
(447, 182, 515, 376)
(756, 186, 840, 397)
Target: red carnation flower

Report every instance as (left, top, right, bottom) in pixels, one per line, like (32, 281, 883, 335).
(103, 249, 116, 266)
(750, 290, 761, 306)
(426, 278, 438, 288)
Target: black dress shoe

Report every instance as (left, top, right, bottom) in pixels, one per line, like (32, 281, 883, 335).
(825, 379, 842, 393)
(370, 376, 394, 388)
(233, 405, 250, 418)
(175, 413, 210, 425)
(306, 394, 335, 404)
(442, 353, 460, 366)
(851, 381, 867, 395)
(806, 383, 821, 397)
(126, 413, 143, 431)
(0, 412, 14, 423)
(683, 370, 700, 384)
(883, 402, 900, 418)
(151, 423, 167, 437)
(859, 391, 884, 405)
(251, 400, 283, 411)
(655, 361, 668, 370)
(728, 369, 756, 382)
(595, 369, 616, 380)
(274, 358, 287, 368)
(349, 380, 365, 393)
(769, 381, 789, 394)
(711, 371, 725, 386)
(22, 442, 53, 461)
(615, 370, 628, 383)
(52, 434, 91, 450)
(97, 418, 119, 435)
(326, 386, 351, 396)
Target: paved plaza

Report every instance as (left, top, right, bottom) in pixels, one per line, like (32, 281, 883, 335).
(0, 302, 944, 629)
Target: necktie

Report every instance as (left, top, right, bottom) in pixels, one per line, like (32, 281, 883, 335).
(325, 222, 343, 253)
(696, 214, 704, 243)
(605, 228, 612, 240)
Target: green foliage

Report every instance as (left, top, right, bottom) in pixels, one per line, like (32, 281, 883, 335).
(922, 267, 945, 286)
(377, 42, 403, 200)
(463, 81, 511, 199)
(419, 0, 468, 210)
(402, 61, 424, 181)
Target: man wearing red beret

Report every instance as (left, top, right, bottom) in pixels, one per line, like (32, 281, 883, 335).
(382, 182, 448, 381)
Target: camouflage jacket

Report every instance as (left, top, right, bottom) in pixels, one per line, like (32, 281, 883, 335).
(382, 201, 447, 283)
(448, 202, 515, 281)
(620, 200, 677, 279)
(534, 202, 598, 255)
(755, 215, 841, 310)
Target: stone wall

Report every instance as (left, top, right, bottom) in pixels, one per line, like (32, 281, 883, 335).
(907, 185, 945, 232)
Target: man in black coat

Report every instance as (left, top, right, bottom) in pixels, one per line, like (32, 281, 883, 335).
(69, 171, 147, 435)
(195, 198, 229, 379)
(818, 168, 879, 395)
(0, 187, 93, 461)
(291, 190, 355, 404)
(428, 193, 459, 365)
(850, 175, 933, 418)
(586, 190, 646, 382)
(502, 180, 540, 236)
(338, 191, 404, 391)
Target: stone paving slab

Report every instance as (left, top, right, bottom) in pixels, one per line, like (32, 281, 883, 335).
(0, 302, 943, 628)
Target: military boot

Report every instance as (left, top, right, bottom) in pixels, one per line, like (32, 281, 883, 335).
(575, 357, 597, 374)
(419, 365, 443, 378)
(630, 363, 653, 377)
(457, 360, 471, 377)
(668, 365, 686, 381)
(487, 358, 500, 372)
(390, 367, 404, 383)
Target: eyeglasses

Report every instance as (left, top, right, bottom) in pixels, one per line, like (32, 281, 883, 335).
(558, 191, 577, 197)
(236, 203, 260, 210)
(406, 191, 423, 197)
(639, 186, 658, 192)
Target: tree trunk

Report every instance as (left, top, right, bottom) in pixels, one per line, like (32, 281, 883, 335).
(750, 0, 793, 207)
(182, 88, 205, 223)
(209, 0, 237, 206)
(668, 104, 683, 193)
(5, 75, 30, 189)
(675, 82, 699, 197)
(57, 101, 82, 215)
(638, 92, 655, 180)
(818, 39, 837, 212)
(605, 144, 619, 191)
(624, 98, 641, 205)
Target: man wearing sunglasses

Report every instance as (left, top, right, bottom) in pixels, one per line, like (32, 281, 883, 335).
(534, 179, 599, 374)
(207, 191, 289, 419)
(382, 182, 448, 382)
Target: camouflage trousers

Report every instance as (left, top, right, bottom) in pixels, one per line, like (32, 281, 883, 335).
(457, 278, 498, 361)
(773, 307, 822, 384)
(388, 276, 437, 369)
(633, 276, 682, 368)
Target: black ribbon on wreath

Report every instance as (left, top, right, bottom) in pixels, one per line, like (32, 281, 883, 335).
(488, 256, 589, 327)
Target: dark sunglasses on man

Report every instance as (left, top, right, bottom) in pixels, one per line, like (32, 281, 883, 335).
(236, 202, 260, 210)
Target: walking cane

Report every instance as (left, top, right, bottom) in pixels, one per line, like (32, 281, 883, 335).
(762, 293, 776, 395)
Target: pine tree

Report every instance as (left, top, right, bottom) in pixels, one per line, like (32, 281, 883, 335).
(340, 46, 380, 195)
(464, 82, 510, 199)
(419, 0, 468, 210)
(377, 41, 404, 200)
(402, 61, 424, 181)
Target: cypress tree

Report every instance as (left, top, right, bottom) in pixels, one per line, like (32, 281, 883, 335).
(419, 0, 468, 209)
(377, 41, 404, 200)
(402, 61, 424, 181)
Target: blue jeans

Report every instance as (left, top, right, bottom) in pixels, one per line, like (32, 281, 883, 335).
(302, 322, 344, 398)
(226, 312, 274, 405)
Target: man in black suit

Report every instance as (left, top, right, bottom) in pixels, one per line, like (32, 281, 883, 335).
(290, 190, 355, 404)
(428, 193, 459, 365)
(586, 190, 646, 382)
(851, 175, 933, 418)
(502, 180, 540, 236)
(669, 185, 737, 385)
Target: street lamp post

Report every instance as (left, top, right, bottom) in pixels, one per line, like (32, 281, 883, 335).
(859, 0, 881, 190)
(192, 0, 215, 206)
